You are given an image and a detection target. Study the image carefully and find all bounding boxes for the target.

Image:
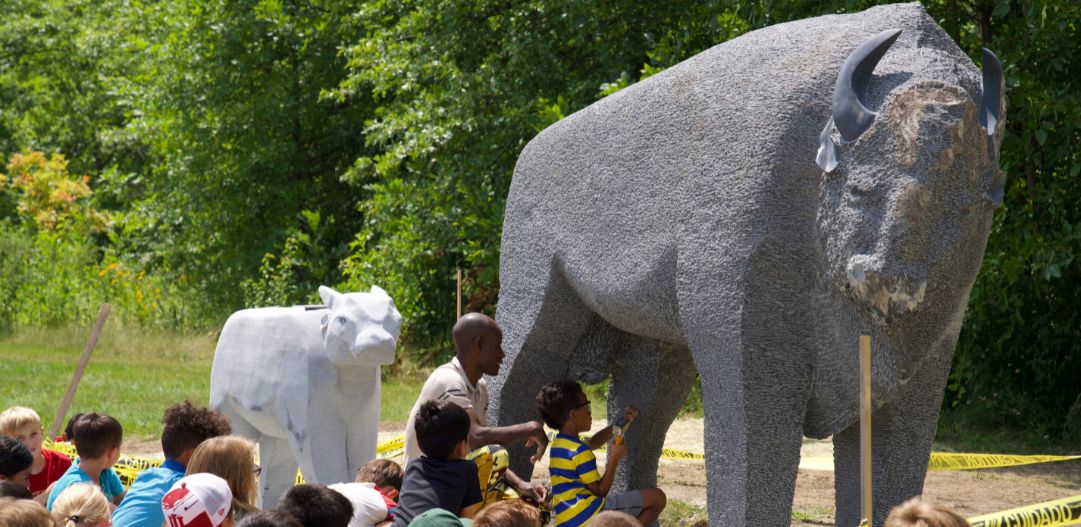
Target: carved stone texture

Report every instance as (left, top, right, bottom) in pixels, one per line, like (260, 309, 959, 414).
(488, 3, 1005, 526)
(210, 286, 402, 507)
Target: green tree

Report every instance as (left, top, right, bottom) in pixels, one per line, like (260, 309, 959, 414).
(129, 0, 372, 314)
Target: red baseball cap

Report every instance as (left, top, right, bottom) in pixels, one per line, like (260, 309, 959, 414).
(162, 473, 233, 527)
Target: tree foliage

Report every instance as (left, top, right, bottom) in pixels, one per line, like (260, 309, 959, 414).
(0, 0, 1078, 436)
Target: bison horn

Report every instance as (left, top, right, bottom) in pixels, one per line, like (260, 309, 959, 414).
(979, 48, 1003, 136)
(832, 29, 902, 142)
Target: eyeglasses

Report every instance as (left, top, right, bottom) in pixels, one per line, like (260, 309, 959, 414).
(575, 400, 591, 410)
(253, 465, 262, 476)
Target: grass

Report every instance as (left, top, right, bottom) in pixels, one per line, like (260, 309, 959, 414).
(792, 506, 834, 522)
(0, 326, 425, 441)
(660, 498, 708, 526)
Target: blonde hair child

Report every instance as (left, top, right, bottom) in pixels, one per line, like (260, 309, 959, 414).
(186, 436, 259, 519)
(52, 483, 112, 527)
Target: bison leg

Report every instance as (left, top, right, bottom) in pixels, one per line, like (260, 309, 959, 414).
(607, 339, 696, 492)
(833, 346, 954, 527)
(490, 261, 595, 479)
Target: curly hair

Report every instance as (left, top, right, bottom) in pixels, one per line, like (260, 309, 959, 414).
(535, 381, 583, 429)
(885, 498, 971, 527)
(161, 400, 232, 459)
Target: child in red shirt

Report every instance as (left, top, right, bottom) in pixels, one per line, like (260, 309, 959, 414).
(0, 407, 72, 502)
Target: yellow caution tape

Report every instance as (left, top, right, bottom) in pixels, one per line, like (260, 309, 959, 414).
(968, 494, 1081, 527)
(929, 453, 1081, 471)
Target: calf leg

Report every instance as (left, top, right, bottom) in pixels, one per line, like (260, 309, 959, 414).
(259, 435, 300, 508)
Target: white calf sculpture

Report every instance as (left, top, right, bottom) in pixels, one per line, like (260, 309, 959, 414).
(210, 285, 401, 507)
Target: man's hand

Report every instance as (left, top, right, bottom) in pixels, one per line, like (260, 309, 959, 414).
(524, 420, 548, 463)
(516, 479, 549, 504)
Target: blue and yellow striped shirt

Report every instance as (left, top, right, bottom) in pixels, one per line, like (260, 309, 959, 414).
(549, 433, 604, 527)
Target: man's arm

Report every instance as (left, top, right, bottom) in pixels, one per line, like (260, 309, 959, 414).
(459, 503, 481, 519)
(463, 408, 548, 463)
(504, 467, 549, 503)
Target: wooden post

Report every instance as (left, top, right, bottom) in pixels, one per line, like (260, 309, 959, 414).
(859, 334, 873, 526)
(49, 304, 111, 439)
(456, 268, 463, 320)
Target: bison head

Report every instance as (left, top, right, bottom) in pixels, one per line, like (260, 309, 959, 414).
(815, 30, 1004, 333)
(318, 285, 402, 366)
(803, 30, 1005, 435)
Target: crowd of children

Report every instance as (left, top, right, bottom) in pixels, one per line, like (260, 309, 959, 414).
(0, 381, 973, 527)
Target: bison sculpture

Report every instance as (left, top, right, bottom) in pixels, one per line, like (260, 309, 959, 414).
(488, 4, 1004, 526)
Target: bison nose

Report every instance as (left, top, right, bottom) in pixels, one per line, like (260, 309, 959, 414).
(846, 255, 927, 319)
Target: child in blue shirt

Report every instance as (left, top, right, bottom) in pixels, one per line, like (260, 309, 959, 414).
(46, 413, 126, 510)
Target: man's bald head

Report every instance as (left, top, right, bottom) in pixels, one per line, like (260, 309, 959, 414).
(453, 313, 505, 379)
(452, 313, 500, 353)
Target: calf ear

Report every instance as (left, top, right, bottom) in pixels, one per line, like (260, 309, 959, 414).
(318, 285, 341, 309)
(370, 285, 390, 298)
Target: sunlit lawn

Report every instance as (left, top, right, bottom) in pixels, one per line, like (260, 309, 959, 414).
(0, 326, 426, 441)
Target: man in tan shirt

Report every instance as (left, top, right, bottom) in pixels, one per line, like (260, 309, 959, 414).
(404, 313, 548, 503)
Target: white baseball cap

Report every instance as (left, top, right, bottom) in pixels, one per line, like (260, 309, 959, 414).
(162, 472, 234, 527)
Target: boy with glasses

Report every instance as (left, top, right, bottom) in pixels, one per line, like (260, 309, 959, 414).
(536, 382, 666, 527)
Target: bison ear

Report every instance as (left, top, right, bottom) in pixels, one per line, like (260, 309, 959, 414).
(979, 48, 1003, 136)
(816, 118, 839, 172)
(831, 28, 902, 142)
(318, 285, 341, 309)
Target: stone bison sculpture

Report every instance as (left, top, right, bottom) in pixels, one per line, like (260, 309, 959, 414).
(210, 286, 401, 507)
(488, 4, 1004, 526)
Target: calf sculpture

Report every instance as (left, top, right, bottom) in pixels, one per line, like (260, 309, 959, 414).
(489, 4, 1004, 526)
(210, 286, 401, 507)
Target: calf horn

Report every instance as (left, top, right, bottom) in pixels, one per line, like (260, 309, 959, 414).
(832, 28, 902, 142)
(979, 48, 1003, 135)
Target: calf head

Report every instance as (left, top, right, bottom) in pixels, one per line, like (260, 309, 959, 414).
(318, 285, 402, 366)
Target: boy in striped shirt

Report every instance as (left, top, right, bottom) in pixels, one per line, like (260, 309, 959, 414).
(536, 382, 666, 527)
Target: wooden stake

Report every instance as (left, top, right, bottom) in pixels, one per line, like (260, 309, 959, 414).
(859, 334, 873, 526)
(456, 268, 463, 320)
(49, 304, 111, 439)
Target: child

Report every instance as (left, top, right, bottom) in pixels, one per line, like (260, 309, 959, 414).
(56, 413, 85, 443)
(885, 498, 971, 527)
(0, 406, 73, 501)
(536, 381, 666, 527)
(185, 435, 260, 521)
(330, 458, 404, 527)
(46, 413, 126, 511)
(0, 497, 55, 527)
(162, 472, 235, 527)
(51, 483, 112, 527)
(277, 483, 354, 527)
(113, 400, 232, 527)
(1, 434, 34, 487)
(392, 401, 482, 527)
(473, 499, 542, 527)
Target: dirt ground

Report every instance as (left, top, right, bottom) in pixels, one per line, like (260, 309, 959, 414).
(124, 418, 1081, 525)
(592, 418, 1081, 526)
